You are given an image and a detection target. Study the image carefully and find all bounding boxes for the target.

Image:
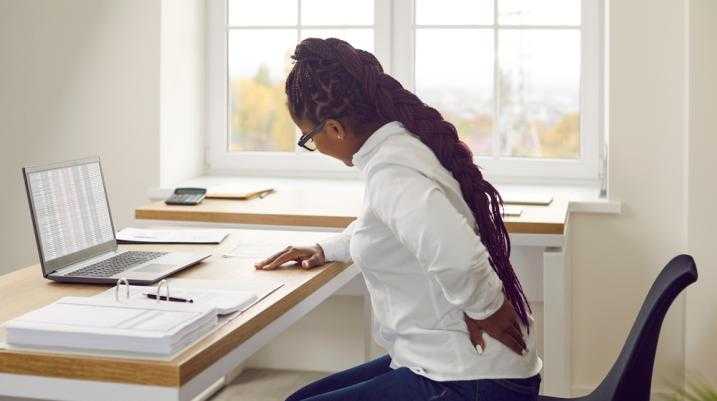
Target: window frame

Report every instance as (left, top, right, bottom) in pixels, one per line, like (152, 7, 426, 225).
(206, 0, 604, 184)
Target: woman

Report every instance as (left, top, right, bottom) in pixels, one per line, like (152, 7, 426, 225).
(255, 38, 542, 401)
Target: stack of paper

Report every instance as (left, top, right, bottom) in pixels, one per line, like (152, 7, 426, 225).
(3, 280, 283, 357)
(4, 297, 218, 355)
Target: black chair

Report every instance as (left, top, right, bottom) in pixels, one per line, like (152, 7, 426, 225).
(540, 254, 698, 401)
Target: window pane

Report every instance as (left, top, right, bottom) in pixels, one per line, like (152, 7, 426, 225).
(498, 0, 581, 25)
(301, 0, 373, 26)
(415, 29, 494, 156)
(228, 29, 297, 152)
(498, 30, 580, 158)
(300, 29, 374, 52)
(416, 0, 493, 25)
(228, 0, 298, 26)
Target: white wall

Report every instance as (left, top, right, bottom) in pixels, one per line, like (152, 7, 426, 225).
(0, 0, 162, 275)
(686, 0, 717, 385)
(571, 0, 717, 394)
(160, 0, 207, 187)
(569, 0, 690, 394)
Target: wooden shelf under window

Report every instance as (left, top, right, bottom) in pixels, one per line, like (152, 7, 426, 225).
(136, 183, 568, 235)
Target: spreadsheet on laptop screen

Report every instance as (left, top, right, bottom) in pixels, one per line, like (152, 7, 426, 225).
(27, 161, 114, 262)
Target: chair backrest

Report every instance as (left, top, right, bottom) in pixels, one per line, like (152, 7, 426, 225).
(589, 254, 698, 401)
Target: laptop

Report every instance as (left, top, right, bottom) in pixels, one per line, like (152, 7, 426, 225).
(22, 157, 211, 285)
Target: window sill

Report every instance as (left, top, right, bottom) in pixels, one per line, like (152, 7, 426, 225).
(148, 175, 621, 215)
(568, 198, 622, 214)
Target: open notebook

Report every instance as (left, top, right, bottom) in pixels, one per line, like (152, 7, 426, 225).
(94, 282, 260, 315)
(3, 279, 276, 357)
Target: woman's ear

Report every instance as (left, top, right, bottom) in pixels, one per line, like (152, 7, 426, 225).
(325, 119, 346, 140)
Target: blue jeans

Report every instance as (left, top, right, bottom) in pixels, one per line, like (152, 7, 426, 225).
(286, 355, 541, 401)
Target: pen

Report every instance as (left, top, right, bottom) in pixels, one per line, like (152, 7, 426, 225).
(143, 293, 194, 303)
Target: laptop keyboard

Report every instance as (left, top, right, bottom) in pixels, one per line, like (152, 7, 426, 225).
(66, 251, 167, 278)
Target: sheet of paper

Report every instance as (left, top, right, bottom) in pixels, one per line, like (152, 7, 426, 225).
(501, 194, 553, 206)
(95, 279, 284, 316)
(501, 205, 523, 217)
(8, 297, 211, 335)
(220, 237, 282, 259)
(116, 227, 230, 244)
(99, 287, 256, 315)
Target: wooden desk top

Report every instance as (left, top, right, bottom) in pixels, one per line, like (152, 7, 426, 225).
(0, 229, 350, 387)
(136, 185, 568, 235)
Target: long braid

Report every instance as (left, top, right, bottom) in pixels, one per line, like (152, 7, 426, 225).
(287, 38, 532, 328)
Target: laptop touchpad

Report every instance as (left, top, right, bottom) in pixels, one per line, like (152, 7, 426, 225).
(134, 264, 173, 273)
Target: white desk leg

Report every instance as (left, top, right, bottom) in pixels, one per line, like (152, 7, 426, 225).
(542, 246, 572, 397)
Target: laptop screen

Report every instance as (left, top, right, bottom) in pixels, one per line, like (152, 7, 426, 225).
(24, 158, 116, 273)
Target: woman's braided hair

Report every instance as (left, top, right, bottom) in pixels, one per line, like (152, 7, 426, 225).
(286, 38, 531, 328)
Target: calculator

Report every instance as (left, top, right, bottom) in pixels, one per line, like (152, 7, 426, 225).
(165, 187, 207, 206)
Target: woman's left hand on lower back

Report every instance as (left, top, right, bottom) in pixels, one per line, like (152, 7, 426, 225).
(464, 299, 527, 356)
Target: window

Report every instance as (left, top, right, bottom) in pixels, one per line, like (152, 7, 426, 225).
(207, 0, 603, 183)
(227, 0, 374, 152)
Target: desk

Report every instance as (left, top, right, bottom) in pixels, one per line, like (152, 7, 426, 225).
(135, 182, 574, 397)
(0, 229, 359, 401)
(136, 186, 568, 235)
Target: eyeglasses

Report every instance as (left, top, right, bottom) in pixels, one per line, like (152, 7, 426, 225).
(297, 120, 326, 152)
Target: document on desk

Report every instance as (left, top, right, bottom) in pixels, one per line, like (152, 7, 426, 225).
(94, 279, 284, 316)
(3, 296, 218, 356)
(221, 238, 281, 259)
(116, 227, 230, 244)
(206, 183, 274, 200)
(1, 279, 284, 359)
(502, 205, 523, 217)
(501, 194, 553, 206)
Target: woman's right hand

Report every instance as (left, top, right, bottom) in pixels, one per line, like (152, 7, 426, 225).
(464, 298, 527, 355)
(254, 244, 326, 270)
